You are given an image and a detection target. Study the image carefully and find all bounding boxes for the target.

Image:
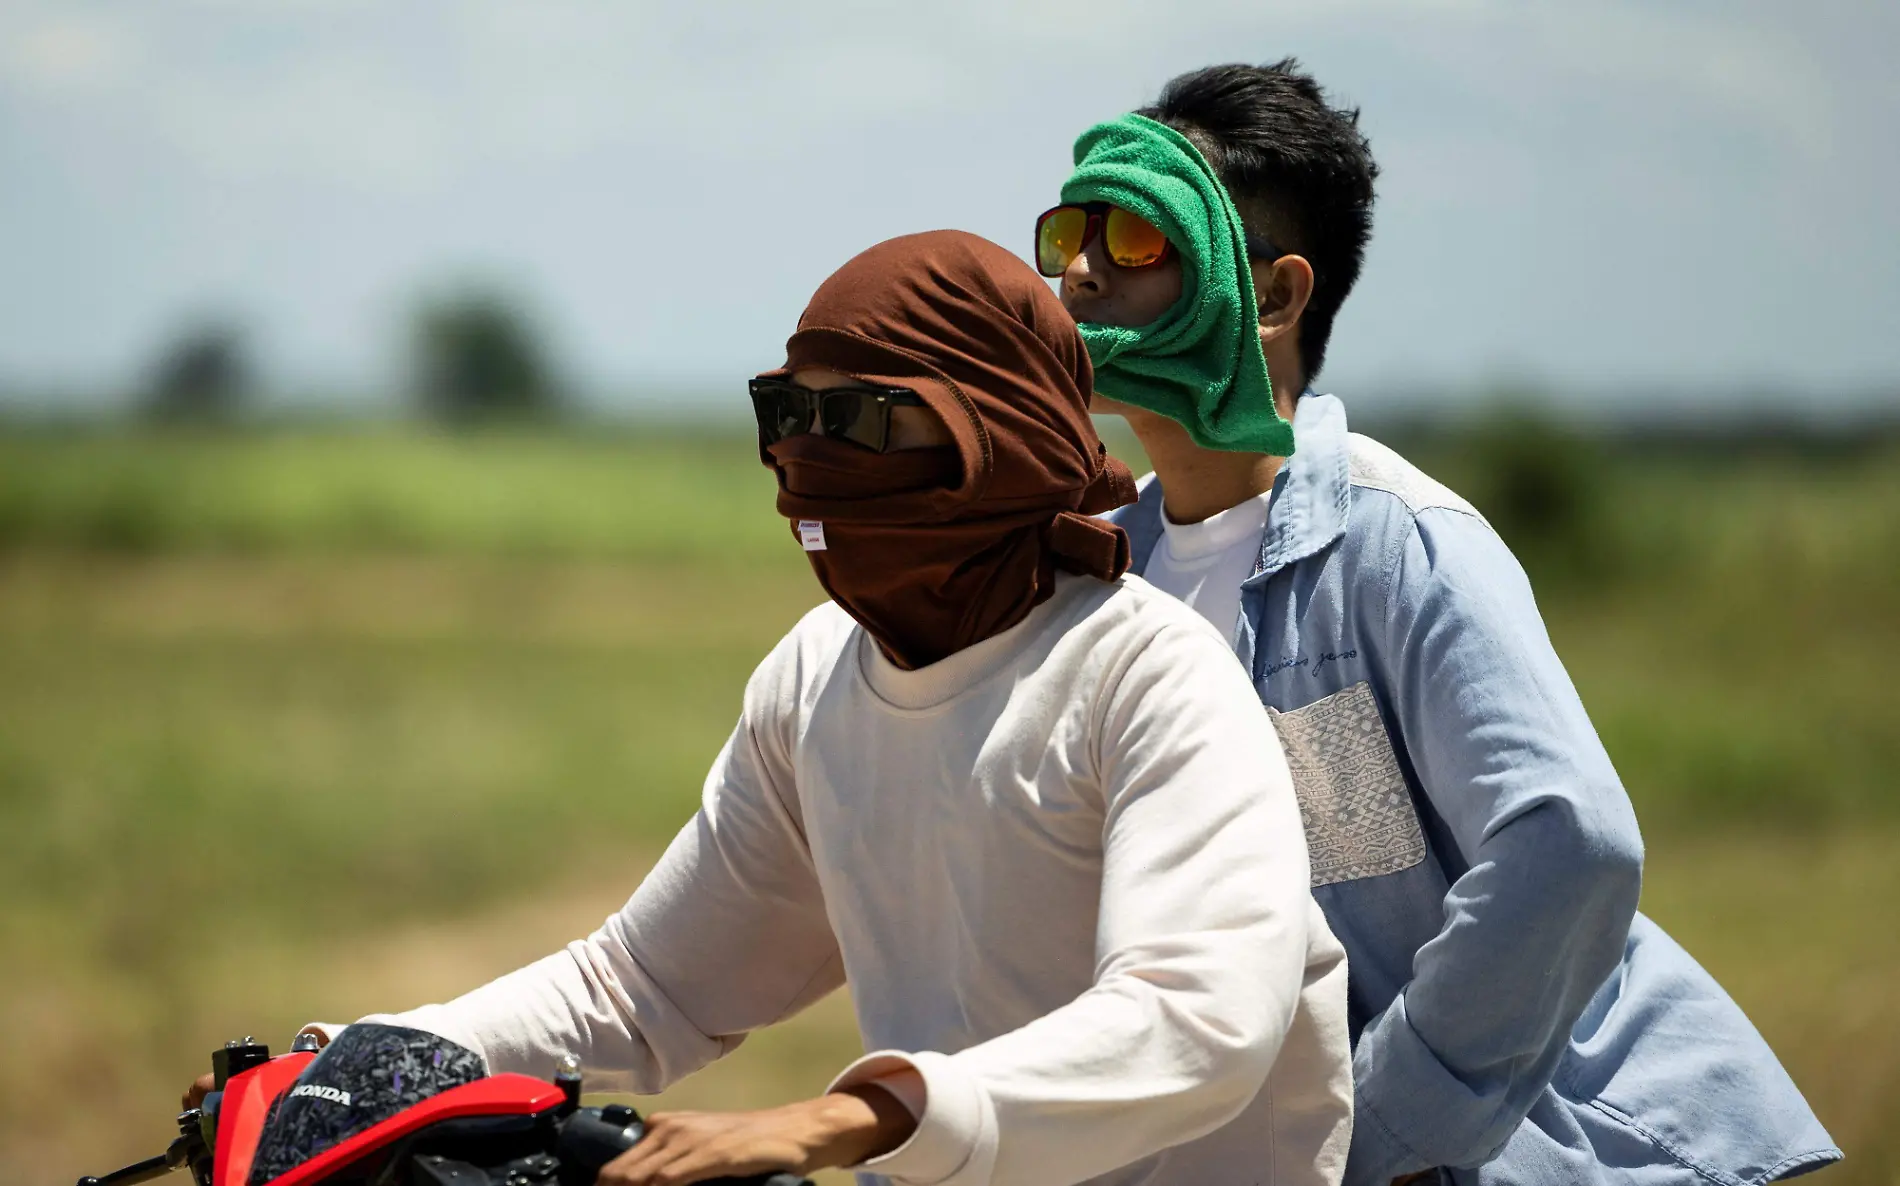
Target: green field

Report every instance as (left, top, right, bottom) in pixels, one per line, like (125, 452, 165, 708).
(1, 426, 1895, 1183)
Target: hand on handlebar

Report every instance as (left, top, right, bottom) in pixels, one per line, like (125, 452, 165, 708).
(596, 1086, 913, 1186)
(180, 1073, 216, 1112)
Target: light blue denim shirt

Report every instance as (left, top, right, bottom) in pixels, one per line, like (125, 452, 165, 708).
(1107, 394, 1839, 1186)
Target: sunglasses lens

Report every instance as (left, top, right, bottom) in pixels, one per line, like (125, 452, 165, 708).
(1036, 207, 1089, 277)
(822, 390, 887, 450)
(1104, 207, 1169, 268)
(751, 383, 811, 443)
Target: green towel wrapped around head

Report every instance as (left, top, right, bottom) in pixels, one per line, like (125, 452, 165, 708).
(1061, 113, 1293, 456)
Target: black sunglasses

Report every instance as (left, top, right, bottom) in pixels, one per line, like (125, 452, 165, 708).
(749, 377, 927, 453)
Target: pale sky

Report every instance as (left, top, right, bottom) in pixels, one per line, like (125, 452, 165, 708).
(2, 0, 1896, 417)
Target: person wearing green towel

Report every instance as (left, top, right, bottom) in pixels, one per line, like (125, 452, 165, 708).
(1045, 60, 1838, 1186)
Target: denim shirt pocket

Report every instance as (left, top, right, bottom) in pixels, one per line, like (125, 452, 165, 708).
(1269, 681, 1429, 887)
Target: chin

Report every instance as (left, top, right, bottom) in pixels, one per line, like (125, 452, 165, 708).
(1088, 393, 1140, 418)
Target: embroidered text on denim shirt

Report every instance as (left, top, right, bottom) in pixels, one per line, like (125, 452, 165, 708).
(1264, 646, 1359, 678)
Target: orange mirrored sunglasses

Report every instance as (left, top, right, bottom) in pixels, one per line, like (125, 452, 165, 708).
(1035, 203, 1289, 279)
(1034, 202, 1171, 277)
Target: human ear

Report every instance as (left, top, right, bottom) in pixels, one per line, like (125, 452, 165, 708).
(1250, 254, 1315, 348)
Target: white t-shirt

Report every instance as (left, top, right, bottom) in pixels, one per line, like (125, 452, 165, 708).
(1137, 477, 1274, 646)
(363, 574, 1351, 1186)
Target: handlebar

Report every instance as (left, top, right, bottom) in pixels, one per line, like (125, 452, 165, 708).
(74, 1153, 174, 1186)
(76, 1108, 211, 1186)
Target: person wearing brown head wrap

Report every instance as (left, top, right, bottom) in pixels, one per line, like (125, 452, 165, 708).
(318, 231, 1351, 1186)
(758, 229, 1137, 668)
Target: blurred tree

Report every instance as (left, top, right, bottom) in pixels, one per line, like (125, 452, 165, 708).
(142, 321, 251, 423)
(411, 291, 562, 423)
(1464, 401, 1613, 586)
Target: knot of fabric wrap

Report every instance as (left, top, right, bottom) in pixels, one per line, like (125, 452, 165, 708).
(1046, 511, 1131, 580)
(1047, 449, 1138, 578)
(1078, 446, 1140, 516)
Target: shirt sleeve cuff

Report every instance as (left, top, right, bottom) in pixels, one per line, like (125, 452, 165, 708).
(861, 1066, 927, 1121)
(828, 1050, 997, 1186)
(1344, 1083, 1426, 1186)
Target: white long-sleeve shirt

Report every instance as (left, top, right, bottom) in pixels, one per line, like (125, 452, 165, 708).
(1139, 479, 1273, 645)
(366, 573, 1352, 1186)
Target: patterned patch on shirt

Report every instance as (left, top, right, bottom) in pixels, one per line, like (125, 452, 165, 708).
(1269, 681, 1428, 886)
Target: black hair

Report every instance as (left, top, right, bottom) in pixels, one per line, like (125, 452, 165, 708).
(1138, 59, 1378, 381)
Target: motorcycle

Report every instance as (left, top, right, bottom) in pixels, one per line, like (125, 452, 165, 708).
(76, 1023, 812, 1186)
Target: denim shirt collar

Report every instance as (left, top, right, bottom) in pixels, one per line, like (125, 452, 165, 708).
(1250, 392, 1352, 584)
(1118, 393, 1352, 675)
(1123, 391, 1352, 585)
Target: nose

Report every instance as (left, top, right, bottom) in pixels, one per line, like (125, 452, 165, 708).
(1062, 241, 1111, 307)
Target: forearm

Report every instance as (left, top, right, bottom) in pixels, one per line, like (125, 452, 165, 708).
(832, 972, 1291, 1186)
(597, 1086, 917, 1185)
(361, 936, 734, 1091)
(1347, 802, 1640, 1178)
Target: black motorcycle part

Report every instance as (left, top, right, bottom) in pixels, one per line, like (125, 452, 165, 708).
(374, 1113, 557, 1186)
(409, 1157, 493, 1186)
(409, 1151, 561, 1186)
(248, 1023, 486, 1186)
(214, 1039, 274, 1090)
(179, 1108, 215, 1186)
(551, 1106, 643, 1184)
(73, 1110, 211, 1186)
(74, 1152, 174, 1186)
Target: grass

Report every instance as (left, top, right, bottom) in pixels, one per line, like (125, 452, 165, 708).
(1, 425, 1895, 1182)
(0, 553, 827, 1180)
(0, 426, 794, 564)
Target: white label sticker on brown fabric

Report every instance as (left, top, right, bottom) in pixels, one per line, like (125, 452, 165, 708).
(1269, 681, 1428, 887)
(798, 520, 827, 551)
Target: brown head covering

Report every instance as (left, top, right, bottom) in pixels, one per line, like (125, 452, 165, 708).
(760, 229, 1137, 668)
